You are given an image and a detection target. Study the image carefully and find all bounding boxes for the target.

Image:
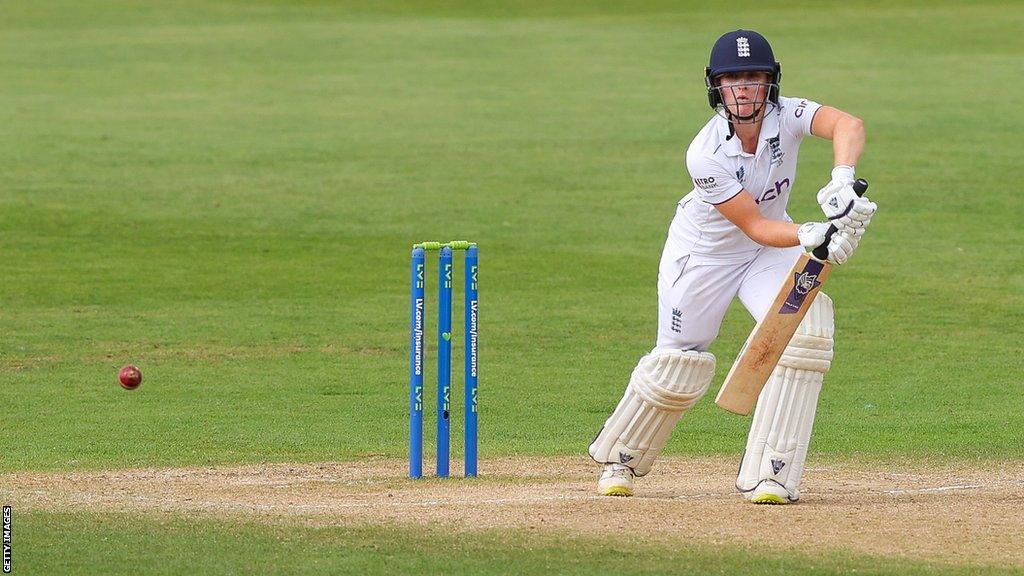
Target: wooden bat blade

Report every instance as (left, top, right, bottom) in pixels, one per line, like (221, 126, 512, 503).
(715, 254, 832, 415)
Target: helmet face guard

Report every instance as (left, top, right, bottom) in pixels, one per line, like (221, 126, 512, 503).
(704, 30, 782, 122)
(706, 78, 780, 124)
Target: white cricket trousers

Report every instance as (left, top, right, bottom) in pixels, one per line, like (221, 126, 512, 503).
(655, 245, 804, 352)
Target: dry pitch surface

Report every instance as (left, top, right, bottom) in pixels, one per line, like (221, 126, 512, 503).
(4, 457, 1022, 568)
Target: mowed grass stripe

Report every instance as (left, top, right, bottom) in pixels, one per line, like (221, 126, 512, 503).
(13, 511, 1019, 576)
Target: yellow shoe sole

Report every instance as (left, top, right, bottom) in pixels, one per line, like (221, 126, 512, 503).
(600, 486, 633, 497)
(749, 493, 787, 505)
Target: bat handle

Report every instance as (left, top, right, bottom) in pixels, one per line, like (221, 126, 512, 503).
(812, 178, 869, 260)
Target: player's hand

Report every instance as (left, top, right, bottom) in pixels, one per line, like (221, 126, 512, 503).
(798, 223, 865, 265)
(824, 227, 864, 265)
(797, 222, 830, 251)
(817, 166, 877, 232)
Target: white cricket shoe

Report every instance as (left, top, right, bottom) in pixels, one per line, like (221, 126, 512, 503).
(598, 463, 634, 497)
(748, 480, 794, 505)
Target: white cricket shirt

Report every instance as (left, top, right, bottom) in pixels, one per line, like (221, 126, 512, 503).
(666, 96, 822, 264)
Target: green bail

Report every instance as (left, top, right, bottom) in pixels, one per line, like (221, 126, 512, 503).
(413, 240, 477, 251)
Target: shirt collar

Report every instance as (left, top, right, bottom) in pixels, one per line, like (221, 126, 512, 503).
(716, 107, 781, 158)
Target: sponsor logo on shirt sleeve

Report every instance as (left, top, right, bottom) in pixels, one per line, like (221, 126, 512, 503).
(693, 176, 720, 191)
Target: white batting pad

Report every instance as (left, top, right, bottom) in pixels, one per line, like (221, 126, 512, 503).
(589, 350, 716, 476)
(736, 293, 835, 501)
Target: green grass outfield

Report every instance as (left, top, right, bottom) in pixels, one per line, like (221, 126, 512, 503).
(14, 511, 1016, 576)
(1, 0, 1021, 573)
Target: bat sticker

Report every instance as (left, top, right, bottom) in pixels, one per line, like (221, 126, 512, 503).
(779, 260, 824, 314)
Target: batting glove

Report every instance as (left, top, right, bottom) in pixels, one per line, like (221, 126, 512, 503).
(797, 222, 831, 251)
(817, 166, 878, 233)
(824, 227, 865, 265)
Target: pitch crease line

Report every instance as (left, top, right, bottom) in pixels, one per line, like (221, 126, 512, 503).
(883, 484, 985, 495)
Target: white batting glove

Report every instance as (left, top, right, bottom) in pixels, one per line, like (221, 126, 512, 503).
(798, 223, 865, 265)
(818, 165, 856, 198)
(824, 227, 865, 265)
(838, 196, 877, 232)
(816, 166, 878, 232)
(797, 222, 830, 251)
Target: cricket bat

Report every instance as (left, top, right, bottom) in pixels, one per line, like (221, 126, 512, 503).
(715, 179, 868, 415)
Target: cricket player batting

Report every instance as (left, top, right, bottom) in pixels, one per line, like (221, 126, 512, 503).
(588, 29, 878, 503)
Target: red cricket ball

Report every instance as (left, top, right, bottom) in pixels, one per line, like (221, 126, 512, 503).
(118, 365, 142, 390)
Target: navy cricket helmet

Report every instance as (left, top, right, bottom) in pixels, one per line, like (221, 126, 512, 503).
(704, 29, 781, 110)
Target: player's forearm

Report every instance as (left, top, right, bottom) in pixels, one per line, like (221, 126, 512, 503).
(831, 115, 865, 167)
(744, 219, 801, 248)
(713, 191, 802, 248)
